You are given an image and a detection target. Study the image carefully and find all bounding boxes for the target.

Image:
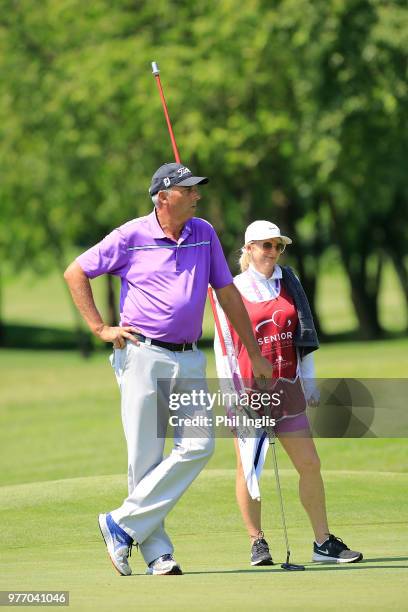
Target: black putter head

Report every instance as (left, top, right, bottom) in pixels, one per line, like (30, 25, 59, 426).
(281, 562, 305, 571)
(281, 552, 305, 571)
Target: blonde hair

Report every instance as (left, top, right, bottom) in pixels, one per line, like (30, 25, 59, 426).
(239, 247, 251, 272)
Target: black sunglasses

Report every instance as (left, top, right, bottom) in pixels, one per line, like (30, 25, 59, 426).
(261, 241, 286, 252)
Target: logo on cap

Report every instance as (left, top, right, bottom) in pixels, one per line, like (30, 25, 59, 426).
(177, 166, 191, 177)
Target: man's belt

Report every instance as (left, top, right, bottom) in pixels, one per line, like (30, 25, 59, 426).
(133, 333, 195, 352)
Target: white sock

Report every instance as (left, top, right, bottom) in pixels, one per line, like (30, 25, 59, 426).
(315, 537, 329, 547)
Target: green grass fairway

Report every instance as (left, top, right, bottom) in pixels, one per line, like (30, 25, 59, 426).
(1, 348, 407, 610)
(1, 471, 407, 611)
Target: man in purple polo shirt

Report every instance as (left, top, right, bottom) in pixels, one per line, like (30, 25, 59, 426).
(64, 162, 272, 576)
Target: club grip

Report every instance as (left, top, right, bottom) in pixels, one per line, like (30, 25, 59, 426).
(151, 61, 160, 75)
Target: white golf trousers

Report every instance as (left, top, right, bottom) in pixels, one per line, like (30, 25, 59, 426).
(109, 340, 214, 565)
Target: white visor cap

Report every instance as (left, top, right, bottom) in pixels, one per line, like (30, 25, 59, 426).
(244, 220, 292, 246)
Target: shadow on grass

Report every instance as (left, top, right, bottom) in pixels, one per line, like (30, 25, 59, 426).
(363, 556, 408, 563)
(0, 323, 217, 352)
(182, 557, 408, 575)
(319, 330, 408, 343)
(0, 324, 95, 353)
(0, 324, 406, 353)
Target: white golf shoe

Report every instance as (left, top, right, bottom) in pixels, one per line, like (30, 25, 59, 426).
(146, 554, 182, 575)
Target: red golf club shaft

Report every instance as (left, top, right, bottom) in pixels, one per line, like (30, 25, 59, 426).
(151, 60, 223, 351)
(151, 62, 181, 164)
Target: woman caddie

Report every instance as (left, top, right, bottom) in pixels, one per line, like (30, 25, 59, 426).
(214, 220, 363, 566)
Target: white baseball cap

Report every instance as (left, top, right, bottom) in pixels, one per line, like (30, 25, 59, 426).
(244, 220, 292, 245)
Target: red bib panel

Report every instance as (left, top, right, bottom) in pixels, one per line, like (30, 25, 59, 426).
(229, 285, 298, 382)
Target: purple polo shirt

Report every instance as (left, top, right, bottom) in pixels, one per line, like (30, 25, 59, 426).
(76, 210, 233, 343)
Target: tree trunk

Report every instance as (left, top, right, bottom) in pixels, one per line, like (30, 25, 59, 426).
(349, 283, 381, 339)
(38, 211, 92, 357)
(389, 254, 408, 330)
(345, 255, 383, 340)
(327, 195, 383, 340)
(0, 268, 4, 345)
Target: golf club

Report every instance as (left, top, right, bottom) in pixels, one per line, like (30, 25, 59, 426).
(151, 60, 226, 328)
(151, 61, 181, 163)
(239, 397, 305, 572)
(267, 425, 305, 571)
(151, 60, 305, 572)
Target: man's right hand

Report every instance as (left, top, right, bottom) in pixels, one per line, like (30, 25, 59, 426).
(96, 325, 140, 349)
(250, 354, 273, 380)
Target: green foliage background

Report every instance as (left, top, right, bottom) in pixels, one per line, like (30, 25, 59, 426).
(1, 0, 407, 340)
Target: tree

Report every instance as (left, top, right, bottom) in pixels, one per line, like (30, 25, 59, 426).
(1, 0, 407, 344)
(310, 0, 408, 336)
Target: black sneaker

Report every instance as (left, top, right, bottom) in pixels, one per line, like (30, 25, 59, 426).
(313, 534, 363, 563)
(251, 536, 274, 566)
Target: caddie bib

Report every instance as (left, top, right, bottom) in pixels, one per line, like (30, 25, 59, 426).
(229, 283, 298, 380)
(228, 279, 306, 419)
